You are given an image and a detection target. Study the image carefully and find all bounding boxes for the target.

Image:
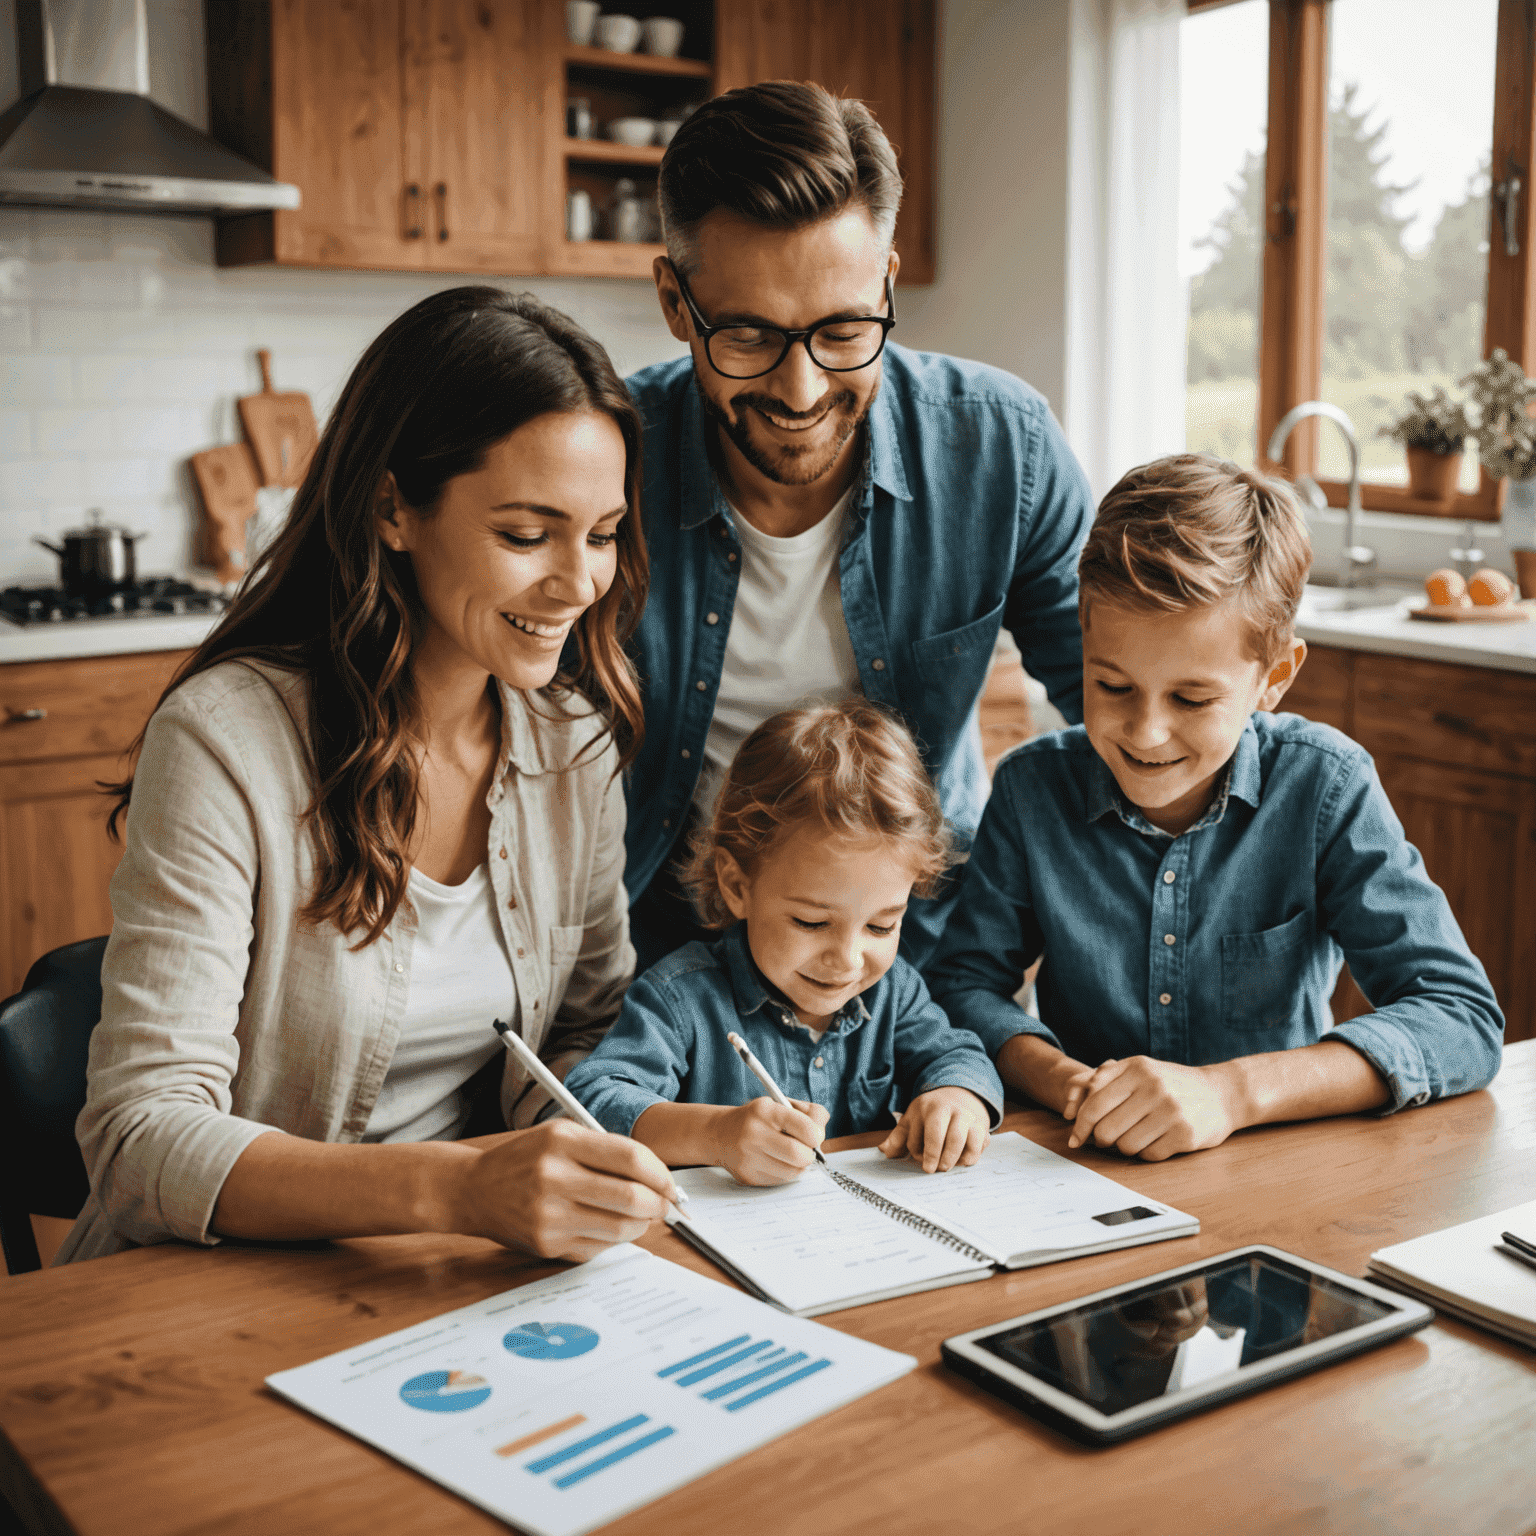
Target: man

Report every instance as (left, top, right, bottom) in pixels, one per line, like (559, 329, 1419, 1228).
(624, 80, 1095, 971)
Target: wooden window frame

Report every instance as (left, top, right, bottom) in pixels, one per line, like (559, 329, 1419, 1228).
(1189, 0, 1536, 522)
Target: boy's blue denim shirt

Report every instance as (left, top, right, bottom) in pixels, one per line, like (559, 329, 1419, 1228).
(620, 343, 1095, 965)
(564, 922, 1005, 1140)
(927, 713, 1504, 1113)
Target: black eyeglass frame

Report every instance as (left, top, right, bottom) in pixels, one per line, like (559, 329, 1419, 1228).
(671, 263, 897, 380)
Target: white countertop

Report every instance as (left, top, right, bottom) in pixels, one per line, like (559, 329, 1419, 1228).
(1296, 587, 1536, 676)
(0, 611, 222, 665)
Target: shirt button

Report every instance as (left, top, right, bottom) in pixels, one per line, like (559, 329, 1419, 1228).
(394, 962, 404, 973)
(499, 847, 508, 859)
(681, 748, 691, 759)
(516, 947, 525, 958)
(1163, 933, 1176, 946)
(696, 680, 707, 691)
(662, 817, 672, 829)
(533, 999, 541, 1010)
(705, 612, 719, 625)
(507, 894, 517, 909)
(871, 658, 885, 671)
(727, 552, 737, 563)
(1159, 992, 1172, 1005)
(814, 1057, 824, 1068)
(1163, 870, 1176, 884)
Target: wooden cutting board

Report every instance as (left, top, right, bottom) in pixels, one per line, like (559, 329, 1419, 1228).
(1408, 599, 1535, 623)
(238, 348, 319, 489)
(190, 441, 261, 584)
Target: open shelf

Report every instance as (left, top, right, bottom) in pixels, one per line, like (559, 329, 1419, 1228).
(563, 139, 668, 166)
(564, 44, 711, 79)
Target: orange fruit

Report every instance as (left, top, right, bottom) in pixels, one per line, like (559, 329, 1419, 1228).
(1424, 568, 1468, 607)
(1468, 568, 1516, 606)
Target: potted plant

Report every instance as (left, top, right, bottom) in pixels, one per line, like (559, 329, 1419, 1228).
(1379, 386, 1470, 503)
(1461, 349, 1536, 596)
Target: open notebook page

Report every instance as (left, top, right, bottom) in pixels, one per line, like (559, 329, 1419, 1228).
(670, 1162, 990, 1316)
(824, 1133, 1198, 1267)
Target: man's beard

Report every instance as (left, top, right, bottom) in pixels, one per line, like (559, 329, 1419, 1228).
(703, 386, 870, 487)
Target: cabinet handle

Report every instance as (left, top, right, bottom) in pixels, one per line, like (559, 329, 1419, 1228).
(435, 181, 449, 243)
(403, 182, 424, 240)
(5, 706, 47, 722)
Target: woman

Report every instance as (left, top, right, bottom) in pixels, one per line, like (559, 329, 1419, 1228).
(57, 287, 679, 1266)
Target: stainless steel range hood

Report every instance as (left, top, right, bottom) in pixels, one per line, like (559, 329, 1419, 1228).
(0, 0, 300, 215)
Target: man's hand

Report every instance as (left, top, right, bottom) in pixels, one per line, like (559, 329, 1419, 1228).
(878, 1086, 992, 1173)
(996, 1033, 1096, 1116)
(1066, 1056, 1241, 1161)
(715, 1096, 829, 1186)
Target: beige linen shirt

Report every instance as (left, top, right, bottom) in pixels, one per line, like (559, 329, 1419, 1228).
(57, 659, 633, 1264)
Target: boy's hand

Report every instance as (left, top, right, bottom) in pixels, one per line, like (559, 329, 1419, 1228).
(878, 1087, 992, 1173)
(1066, 1057, 1240, 1160)
(715, 1096, 829, 1186)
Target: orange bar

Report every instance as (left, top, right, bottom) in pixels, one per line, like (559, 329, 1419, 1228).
(494, 1414, 586, 1459)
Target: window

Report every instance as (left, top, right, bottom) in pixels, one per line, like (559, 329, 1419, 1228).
(1183, 0, 1535, 521)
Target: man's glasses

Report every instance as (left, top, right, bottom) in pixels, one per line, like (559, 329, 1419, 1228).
(672, 264, 896, 380)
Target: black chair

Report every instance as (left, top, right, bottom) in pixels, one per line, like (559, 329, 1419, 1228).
(0, 935, 108, 1274)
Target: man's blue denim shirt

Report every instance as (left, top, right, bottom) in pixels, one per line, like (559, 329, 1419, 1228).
(927, 713, 1503, 1113)
(564, 922, 1004, 1140)
(621, 344, 1095, 964)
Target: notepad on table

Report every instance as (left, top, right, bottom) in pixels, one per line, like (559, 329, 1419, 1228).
(1367, 1198, 1536, 1349)
(668, 1130, 1200, 1316)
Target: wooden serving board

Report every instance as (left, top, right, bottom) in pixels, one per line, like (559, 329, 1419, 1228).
(237, 348, 319, 489)
(1408, 599, 1535, 623)
(189, 441, 261, 584)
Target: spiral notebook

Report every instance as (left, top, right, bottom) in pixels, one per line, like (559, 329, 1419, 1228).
(668, 1132, 1199, 1316)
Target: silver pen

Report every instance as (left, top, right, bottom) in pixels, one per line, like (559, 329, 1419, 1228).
(726, 1030, 827, 1165)
(491, 1018, 687, 1207)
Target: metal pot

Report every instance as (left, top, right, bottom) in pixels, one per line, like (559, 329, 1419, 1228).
(34, 510, 147, 596)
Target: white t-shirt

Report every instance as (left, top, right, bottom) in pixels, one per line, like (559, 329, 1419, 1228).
(364, 861, 516, 1144)
(693, 483, 861, 817)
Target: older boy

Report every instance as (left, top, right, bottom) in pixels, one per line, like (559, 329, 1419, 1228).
(928, 455, 1503, 1161)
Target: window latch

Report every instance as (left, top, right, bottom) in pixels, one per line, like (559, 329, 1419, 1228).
(1494, 153, 1524, 259)
(1268, 184, 1297, 244)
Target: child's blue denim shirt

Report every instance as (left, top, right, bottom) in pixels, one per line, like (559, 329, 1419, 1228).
(565, 922, 1004, 1139)
(927, 713, 1504, 1113)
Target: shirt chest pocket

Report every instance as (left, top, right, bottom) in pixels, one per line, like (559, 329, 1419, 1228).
(1219, 909, 1314, 1033)
(908, 598, 1007, 746)
(844, 1057, 899, 1129)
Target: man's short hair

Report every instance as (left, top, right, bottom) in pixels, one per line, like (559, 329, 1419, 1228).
(1079, 453, 1313, 668)
(658, 80, 902, 274)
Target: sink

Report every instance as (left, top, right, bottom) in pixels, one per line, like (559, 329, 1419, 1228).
(1301, 580, 1422, 614)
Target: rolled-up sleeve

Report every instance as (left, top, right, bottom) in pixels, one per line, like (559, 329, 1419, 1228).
(563, 971, 691, 1136)
(76, 697, 279, 1248)
(889, 965, 1005, 1127)
(1318, 754, 1504, 1111)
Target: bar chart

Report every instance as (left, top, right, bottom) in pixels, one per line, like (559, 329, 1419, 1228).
(656, 1334, 835, 1411)
(517, 1412, 678, 1491)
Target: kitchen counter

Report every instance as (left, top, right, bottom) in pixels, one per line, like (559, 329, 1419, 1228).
(1296, 586, 1536, 676)
(0, 611, 221, 665)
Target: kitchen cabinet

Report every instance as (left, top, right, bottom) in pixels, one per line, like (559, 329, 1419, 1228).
(1282, 645, 1536, 1043)
(0, 651, 190, 997)
(208, 0, 937, 284)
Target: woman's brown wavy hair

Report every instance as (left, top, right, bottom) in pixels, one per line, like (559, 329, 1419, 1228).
(107, 286, 648, 946)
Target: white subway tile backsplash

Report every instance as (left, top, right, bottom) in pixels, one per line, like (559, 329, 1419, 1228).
(0, 354, 75, 402)
(84, 457, 178, 502)
(0, 458, 87, 507)
(114, 404, 219, 454)
(34, 406, 117, 454)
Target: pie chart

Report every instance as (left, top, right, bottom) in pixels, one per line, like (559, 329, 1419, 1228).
(399, 1369, 492, 1413)
(502, 1321, 601, 1361)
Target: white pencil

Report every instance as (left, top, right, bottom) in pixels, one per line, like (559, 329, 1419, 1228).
(491, 1018, 688, 1206)
(726, 1030, 827, 1164)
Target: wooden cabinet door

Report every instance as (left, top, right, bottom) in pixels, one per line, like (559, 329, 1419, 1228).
(403, 0, 547, 274)
(1374, 754, 1536, 1044)
(714, 0, 937, 284)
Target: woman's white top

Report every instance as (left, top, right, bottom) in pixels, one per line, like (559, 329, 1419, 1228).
(693, 483, 861, 817)
(363, 862, 517, 1144)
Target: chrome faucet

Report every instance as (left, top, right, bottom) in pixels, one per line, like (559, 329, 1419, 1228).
(1266, 401, 1375, 590)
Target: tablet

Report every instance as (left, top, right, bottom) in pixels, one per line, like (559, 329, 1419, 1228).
(941, 1245, 1433, 1444)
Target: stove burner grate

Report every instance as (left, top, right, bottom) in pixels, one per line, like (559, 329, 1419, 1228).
(0, 578, 229, 626)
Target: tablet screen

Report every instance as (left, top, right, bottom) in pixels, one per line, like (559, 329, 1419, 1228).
(976, 1252, 1396, 1416)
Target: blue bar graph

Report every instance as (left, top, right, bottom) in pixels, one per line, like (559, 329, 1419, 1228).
(526, 1415, 649, 1475)
(725, 1358, 833, 1410)
(700, 1351, 806, 1401)
(552, 1426, 676, 1489)
(656, 1334, 750, 1378)
(673, 1340, 774, 1387)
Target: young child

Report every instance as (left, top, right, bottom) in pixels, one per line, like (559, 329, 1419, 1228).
(565, 702, 1002, 1184)
(928, 453, 1503, 1161)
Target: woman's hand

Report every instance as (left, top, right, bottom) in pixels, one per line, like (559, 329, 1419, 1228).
(713, 1096, 829, 1186)
(452, 1119, 683, 1262)
(878, 1086, 991, 1172)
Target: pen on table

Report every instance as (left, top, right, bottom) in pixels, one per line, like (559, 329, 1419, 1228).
(1498, 1230, 1536, 1275)
(726, 1030, 826, 1165)
(490, 1018, 687, 1210)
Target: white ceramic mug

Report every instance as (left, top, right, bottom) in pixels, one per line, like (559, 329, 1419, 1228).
(566, 188, 593, 242)
(593, 13, 641, 52)
(641, 16, 685, 56)
(565, 1, 599, 44)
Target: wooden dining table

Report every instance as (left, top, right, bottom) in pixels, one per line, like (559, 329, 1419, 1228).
(3, 1040, 1534, 1536)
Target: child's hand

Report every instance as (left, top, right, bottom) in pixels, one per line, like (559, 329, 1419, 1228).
(715, 1096, 829, 1186)
(1066, 1056, 1240, 1160)
(878, 1087, 991, 1173)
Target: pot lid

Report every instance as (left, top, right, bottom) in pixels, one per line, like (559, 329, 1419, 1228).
(59, 507, 140, 539)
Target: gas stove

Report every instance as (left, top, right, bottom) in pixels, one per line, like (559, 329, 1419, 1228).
(0, 578, 229, 626)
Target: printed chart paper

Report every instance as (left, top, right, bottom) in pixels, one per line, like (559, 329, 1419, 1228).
(266, 1244, 915, 1536)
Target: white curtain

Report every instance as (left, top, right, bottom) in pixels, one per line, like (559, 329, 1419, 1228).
(1064, 0, 1187, 501)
